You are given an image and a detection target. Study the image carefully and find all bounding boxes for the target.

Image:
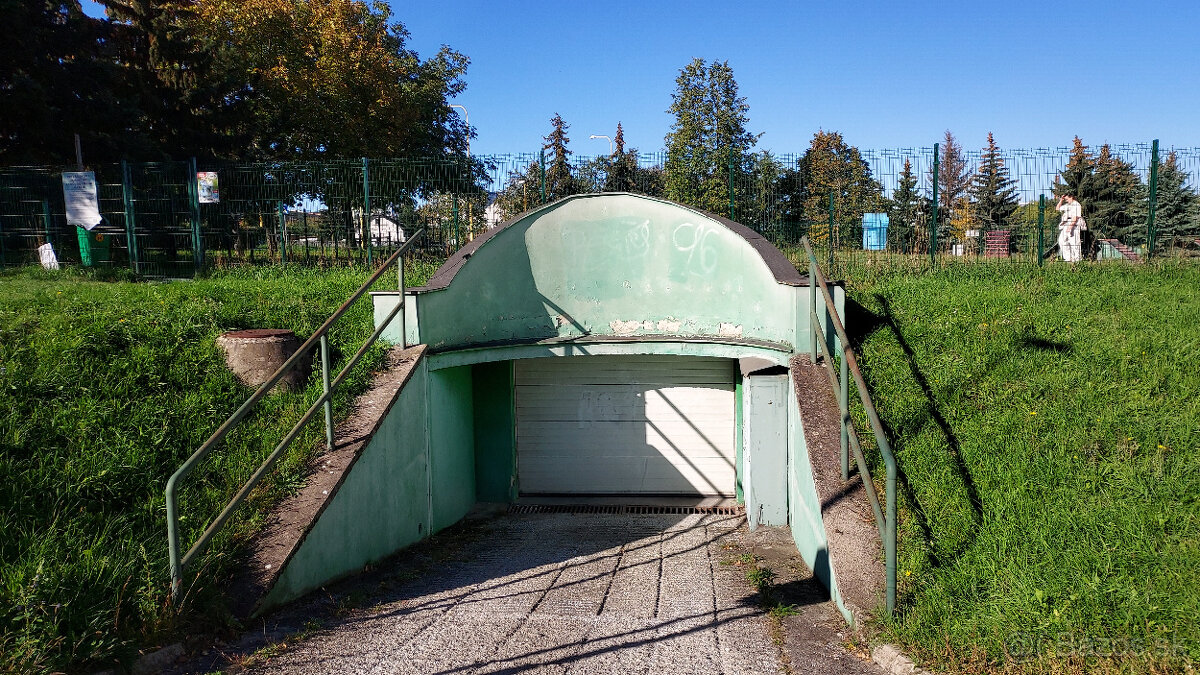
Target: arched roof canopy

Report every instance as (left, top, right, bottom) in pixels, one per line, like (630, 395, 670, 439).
(408, 193, 805, 353)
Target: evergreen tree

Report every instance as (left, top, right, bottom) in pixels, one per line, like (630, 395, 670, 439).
(543, 113, 579, 200)
(930, 130, 971, 240)
(604, 122, 638, 193)
(664, 58, 758, 217)
(798, 130, 884, 247)
(1055, 136, 1094, 200)
(0, 0, 144, 163)
(1132, 152, 1200, 249)
(969, 133, 1019, 243)
(887, 159, 926, 252)
(1090, 144, 1142, 241)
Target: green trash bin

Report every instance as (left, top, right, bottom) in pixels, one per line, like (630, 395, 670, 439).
(77, 226, 112, 267)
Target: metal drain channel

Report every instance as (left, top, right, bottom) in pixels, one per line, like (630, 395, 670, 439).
(508, 503, 745, 516)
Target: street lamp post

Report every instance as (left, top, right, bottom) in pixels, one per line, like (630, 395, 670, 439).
(589, 134, 613, 155)
(449, 105, 470, 157)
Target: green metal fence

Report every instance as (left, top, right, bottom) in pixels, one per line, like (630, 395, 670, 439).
(3, 143, 1198, 276)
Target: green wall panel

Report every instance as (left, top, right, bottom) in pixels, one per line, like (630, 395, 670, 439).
(472, 361, 516, 502)
(429, 366, 477, 531)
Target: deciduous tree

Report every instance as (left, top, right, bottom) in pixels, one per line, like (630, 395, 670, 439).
(797, 130, 883, 246)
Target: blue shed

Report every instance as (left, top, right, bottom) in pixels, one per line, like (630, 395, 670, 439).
(862, 213, 889, 250)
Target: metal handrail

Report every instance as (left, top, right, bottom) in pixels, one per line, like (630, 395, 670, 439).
(165, 230, 424, 601)
(801, 236, 897, 615)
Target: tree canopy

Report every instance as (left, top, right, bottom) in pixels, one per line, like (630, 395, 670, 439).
(2, 0, 475, 164)
(664, 58, 759, 217)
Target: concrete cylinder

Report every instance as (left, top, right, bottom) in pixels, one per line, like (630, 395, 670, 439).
(216, 328, 312, 392)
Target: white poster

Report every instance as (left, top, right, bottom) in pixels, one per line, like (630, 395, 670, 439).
(62, 171, 102, 230)
(197, 171, 219, 203)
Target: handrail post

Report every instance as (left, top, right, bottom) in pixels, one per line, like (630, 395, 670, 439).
(320, 334, 334, 450)
(166, 478, 181, 602)
(398, 254, 407, 348)
(840, 350, 849, 481)
(808, 262, 818, 360)
(886, 452, 897, 614)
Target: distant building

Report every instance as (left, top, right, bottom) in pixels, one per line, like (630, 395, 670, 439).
(484, 192, 503, 229)
(368, 213, 407, 244)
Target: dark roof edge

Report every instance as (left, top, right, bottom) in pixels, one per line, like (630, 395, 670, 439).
(410, 193, 804, 293)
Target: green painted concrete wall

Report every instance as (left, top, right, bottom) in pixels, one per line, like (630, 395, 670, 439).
(412, 195, 799, 351)
(429, 366, 476, 531)
(261, 358, 484, 610)
(472, 361, 516, 502)
(262, 356, 431, 608)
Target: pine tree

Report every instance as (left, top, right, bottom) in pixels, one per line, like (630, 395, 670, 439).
(1132, 152, 1200, 249)
(798, 130, 884, 246)
(1090, 144, 1142, 241)
(930, 130, 970, 240)
(1055, 137, 1094, 200)
(887, 159, 925, 252)
(664, 58, 758, 217)
(969, 133, 1019, 243)
(604, 122, 638, 193)
(543, 113, 578, 200)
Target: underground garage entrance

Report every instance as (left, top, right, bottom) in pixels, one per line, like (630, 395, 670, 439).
(514, 355, 737, 497)
(217, 192, 877, 628)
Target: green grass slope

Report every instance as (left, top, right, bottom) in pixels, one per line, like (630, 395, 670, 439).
(0, 260, 438, 673)
(844, 261, 1199, 673)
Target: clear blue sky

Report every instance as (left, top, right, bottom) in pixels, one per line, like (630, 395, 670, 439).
(83, 0, 1200, 156)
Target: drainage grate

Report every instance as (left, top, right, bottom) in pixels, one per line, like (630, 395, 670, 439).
(507, 503, 745, 516)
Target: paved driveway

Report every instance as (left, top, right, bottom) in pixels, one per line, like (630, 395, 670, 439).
(197, 511, 877, 674)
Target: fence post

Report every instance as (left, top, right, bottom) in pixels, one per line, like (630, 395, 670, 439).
(121, 161, 139, 274)
(41, 199, 53, 250)
(728, 146, 735, 221)
(277, 201, 287, 263)
(361, 157, 372, 266)
(1037, 194, 1045, 267)
(808, 263, 818, 361)
(187, 158, 204, 274)
(930, 142, 939, 265)
(827, 192, 835, 270)
(1146, 139, 1159, 257)
(453, 193, 460, 250)
(539, 149, 547, 204)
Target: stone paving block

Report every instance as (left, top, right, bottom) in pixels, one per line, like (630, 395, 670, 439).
(564, 616, 659, 675)
(536, 551, 620, 616)
(651, 615, 722, 675)
(475, 615, 590, 674)
(394, 616, 524, 667)
(599, 536, 661, 618)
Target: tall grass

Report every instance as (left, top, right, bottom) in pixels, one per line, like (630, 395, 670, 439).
(836, 260, 1200, 673)
(0, 257, 440, 672)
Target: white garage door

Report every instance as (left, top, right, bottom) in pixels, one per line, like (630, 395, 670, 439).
(515, 355, 736, 495)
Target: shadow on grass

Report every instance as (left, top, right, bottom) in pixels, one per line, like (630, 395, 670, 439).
(851, 294, 985, 572)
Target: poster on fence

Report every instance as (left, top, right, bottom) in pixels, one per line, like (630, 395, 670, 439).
(197, 171, 219, 203)
(62, 171, 102, 230)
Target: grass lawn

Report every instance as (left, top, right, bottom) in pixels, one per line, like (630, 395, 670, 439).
(0, 259, 439, 673)
(833, 257, 1200, 673)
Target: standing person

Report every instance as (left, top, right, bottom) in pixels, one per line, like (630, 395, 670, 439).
(1055, 193, 1085, 262)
